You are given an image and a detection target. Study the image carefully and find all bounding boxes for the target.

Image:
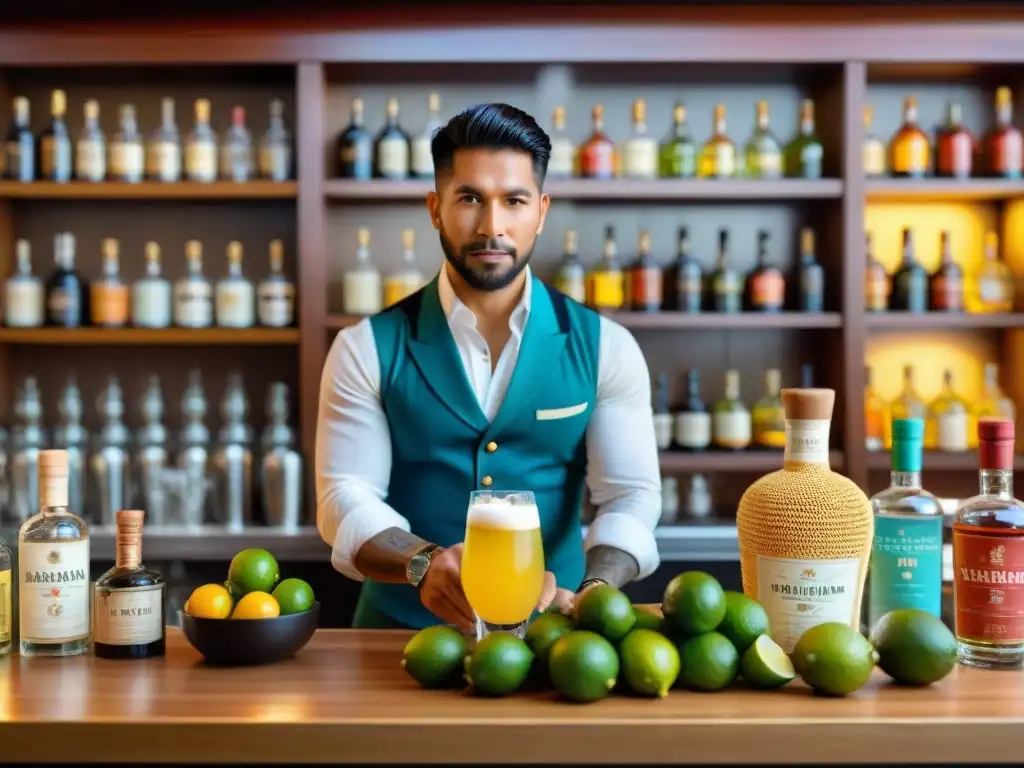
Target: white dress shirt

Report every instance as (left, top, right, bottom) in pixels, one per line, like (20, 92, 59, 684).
(315, 265, 662, 585)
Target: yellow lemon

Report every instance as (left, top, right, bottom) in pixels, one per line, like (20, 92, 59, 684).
(185, 584, 233, 619)
(232, 591, 280, 619)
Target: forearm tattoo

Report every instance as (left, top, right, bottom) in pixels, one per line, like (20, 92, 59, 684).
(585, 545, 640, 589)
(354, 526, 431, 583)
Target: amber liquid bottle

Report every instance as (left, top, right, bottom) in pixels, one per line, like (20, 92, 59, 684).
(985, 87, 1023, 179)
(889, 96, 931, 178)
(864, 232, 890, 312)
(625, 230, 662, 312)
(929, 230, 965, 312)
(936, 102, 975, 179)
(579, 105, 616, 180)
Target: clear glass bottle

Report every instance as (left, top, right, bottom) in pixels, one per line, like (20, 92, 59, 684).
(75, 99, 106, 183)
(985, 87, 1024, 179)
(342, 228, 382, 316)
(259, 98, 292, 182)
(652, 372, 673, 451)
(220, 106, 254, 183)
(972, 231, 1014, 313)
(131, 242, 172, 329)
(185, 98, 218, 183)
(658, 103, 697, 179)
(585, 225, 624, 312)
(712, 369, 751, 451)
(109, 104, 144, 184)
(744, 100, 782, 179)
(173, 240, 213, 328)
(863, 105, 886, 178)
(977, 363, 1016, 423)
(936, 101, 974, 179)
(751, 368, 785, 449)
(215, 241, 255, 327)
(551, 229, 586, 304)
(39, 89, 72, 183)
(888, 364, 927, 449)
(257, 239, 295, 327)
(19, 449, 90, 657)
(547, 105, 575, 179)
(382, 229, 426, 309)
(622, 98, 658, 179)
(374, 97, 411, 180)
(929, 229, 965, 312)
(699, 104, 737, 179)
(926, 369, 972, 453)
(90, 238, 129, 328)
(5, 96, 34, 182)
(411, 92, 441, 179)
(3, 239, 44, 328)
(147, 97, 182, 183)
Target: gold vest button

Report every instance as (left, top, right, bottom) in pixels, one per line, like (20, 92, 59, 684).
(481, 476, 493, 487)
(485, 441, 498, 453)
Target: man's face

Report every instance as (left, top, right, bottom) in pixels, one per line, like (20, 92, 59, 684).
(428, 148, 549, 292)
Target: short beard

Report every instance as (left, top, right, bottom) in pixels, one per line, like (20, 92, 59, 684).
(439, 226, 534, 292)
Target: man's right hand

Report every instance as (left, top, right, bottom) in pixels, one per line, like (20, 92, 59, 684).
(418, 544, 475, 631)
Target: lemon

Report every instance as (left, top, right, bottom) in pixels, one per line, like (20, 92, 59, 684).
(185, 583, 233, 619)
(232, 591, 281, 619)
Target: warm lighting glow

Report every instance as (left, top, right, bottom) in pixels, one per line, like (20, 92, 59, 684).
(866, 332, 997, 404)
(247, 695, 312, 722)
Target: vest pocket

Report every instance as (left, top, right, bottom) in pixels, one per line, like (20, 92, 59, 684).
(535, 402, 589, 421)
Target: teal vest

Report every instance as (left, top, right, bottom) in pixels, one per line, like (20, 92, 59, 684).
(362, 274, 602, 629)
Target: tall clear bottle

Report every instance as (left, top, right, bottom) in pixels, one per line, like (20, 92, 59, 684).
(342, 228, 382, 316)
(215, 241, 255, 328)
(146, 97, 182, 183)
(19, 449, 90, 657)
(131, 242, 172, 329)
(3, 239, 44, 328)
(5, 96, 34, 182)
(220, 106, 254, 183)
(411, 93, 441, 179)
(257, 239, 295, 327)
(259, 98, 292, 181)
(174, 240, 213, 328)
(75, 99, 106, 183)
(185, 99, 218, 183)
(109, 104, 144, 184)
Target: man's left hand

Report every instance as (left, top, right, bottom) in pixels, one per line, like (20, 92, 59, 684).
(536, 572, 602, 616)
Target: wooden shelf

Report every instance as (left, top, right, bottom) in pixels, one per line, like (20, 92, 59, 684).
(660, 450, 845, 473)
(864, 313, 1024, 330)
(866, 451, 1024, 471)
(865, 179, 1024, 202)
(0, 181, 298, 200)
(0, 328, 301, 345)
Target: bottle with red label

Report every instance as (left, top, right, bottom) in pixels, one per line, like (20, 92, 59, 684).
(953, 418, 1024, 669)
(624, 230, 663, 312)
(579, 104, 616, 180)
(744, 229, 785, 313)
(929, 229, 964, 312)
(935, 102, 975, 179)
(985, 87, 1023, 179)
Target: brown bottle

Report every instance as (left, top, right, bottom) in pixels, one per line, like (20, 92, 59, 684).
(985, 87, 1024, 179)
(625, 230, 662, 312)
(929, 230, 964, 312)
(936, 102, 974, 179)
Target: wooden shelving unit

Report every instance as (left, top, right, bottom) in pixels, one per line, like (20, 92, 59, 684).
(659, 450, 845, 474)
(0, 328, 301, 345)
(865, 179, 1024, 202)
(0, 181, 298, 200)
(866, 451, 1024, 472)
(864, 313, 1024, 330)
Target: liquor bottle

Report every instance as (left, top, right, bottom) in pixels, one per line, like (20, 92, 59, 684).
(146, 97, 181, 183)
(665, 226, 702, 313)
(45, 232, 87, 328)
(75, 99, 106, 182)
(547, 105, 575, 178)
(261, 383, 304, 531)
(259, 98, 292, 182)
(952, 418, 1024, 669)
(90, 238, 129, 328)
(751, 369, 785, 449)
(864, 366, 888, 452)
(39, 89, 72, 183)
(212, 372, 254, 532)
(109, 104, 144, 184)
(709, 228, 741, 313)
(737, 388, 873, 653)
(579, 105, 615, 179)
(977, 363, 1016, 423)
(622, 98, 657, 179)
(4, 96, 34, 182)
(131, 242, 172, 329)
(864, 232, 890, 312)
(972, 231, 1014, 313)
(0, 529, 10, 655)
(658, 103, 696, 179)
(220, 106, 254, 183)
(889, 365, 927, 450)
(744, 101, 782, 179)
(889, 96, 931, 178)
(257, 239, 296, 327)
(10, 377, 47, 524)
(374, 97, 411, 180)
(625, 230, 662, 312)
(674, 369, 711, 451)
(784, 99, 824, 179)
(792, 227, 824, 312)
(18, 449, 90, 657)
(936, 102, 974, 179)
(92, 509, 166, 659)
(712, 370, 751, 451)
(53, 378, 87, 522)
(929, 230, 964, 312)
(586, 225, 624, 312)
(185, 98, 218, 183)
(383, 229, 426, 308)
(3, 239, 44, 328)
(173, 240, 213, 328)
(342, 228, 382, 316)
(411, 93, 441, 179)
(862, 105, 886, 178)
(177, 370, 211, 528)
(215, 241, 255, 328)
(336, 97, 372, 180)
(699, 105, 737, 179)
(134, 376, 169, 525)
(92, 376, 131, 527)
(985, 87, 1023, 179)
(652, 372, 673, 451)
(926, 369, 971, 453)
(890, 228, 928, 312)
(868, 417, 943, 630)
(745, 230, 785, 312)
(551, 229, 586, 304)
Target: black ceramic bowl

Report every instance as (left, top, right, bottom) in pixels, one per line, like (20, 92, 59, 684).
(182, 602, 320, 666)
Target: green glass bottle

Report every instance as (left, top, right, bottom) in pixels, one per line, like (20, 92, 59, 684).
(658, 103, 697, 178)
(784, 99, 824, 179)
(743, 100, 782, 179)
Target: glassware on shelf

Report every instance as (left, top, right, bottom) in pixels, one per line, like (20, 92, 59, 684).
(552, 229, 586, 305)
(411, 92, 441, 179)
(890, 228, 928, 312)
(382, 229, 426, 309)
(373, 97, 411, 180)
(976, 363, 1016, 424)
(784, 99, 823, 179)
(794, 227, 824, 312)
(625, 230, 662, 312)
(674, 368, 711, 452)
(658, 103, 696, 179)
(173, 240, 213, 329)
(666, 226, 702, 313)
(888, 364, 926, 450)
(935, 101, 974, 179)
(929, 230, 965, 312)
(586, 225, 624, 312)
(972, 231, 1014, 314)
(259, 98, 292, 182)
(109, 104, 144, 184)
(984, 86, 1023, 179)
(743, 100, 782, 179)
(215, 241, 255, 328)
(621, 98, 658, 180)
(864, 366, 888, 452)
(147, 97, 182, 183)
(862, 105, 886, 178)
(744, 229, 784, 313)
(220, 106, 254, 183)
(337, 97, 373, 180)
(132, 242, 172, 329)
(75, 99, 106, 183)
(3, 239, 44, 328)
(90, 238, 129, 328)
(699, 104, 737, 179)
(547, 105, 575, 179)
(257, 239, 296, 327)
(579, 104, 615, 180)
(712, 370, 751, 451)
(925, 369, 972, 453)
(889, 96, 931, 178)
(5, 95, 34, 182)
(864, 231, 890, 312)
(185, 98, 217, 183)
(342, 227, 382, 316)
(751, 368, 785, 450)
(710, 228, 741, 313)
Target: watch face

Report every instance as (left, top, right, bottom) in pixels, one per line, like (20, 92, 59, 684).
(408, 554, 428, 586)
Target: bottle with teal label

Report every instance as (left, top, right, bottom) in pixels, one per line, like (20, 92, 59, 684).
(867, 417, 944, 631)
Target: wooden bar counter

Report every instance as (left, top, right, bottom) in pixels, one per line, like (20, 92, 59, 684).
(2, 628, 1024, 764)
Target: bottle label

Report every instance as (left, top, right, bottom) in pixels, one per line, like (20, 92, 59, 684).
(748, 149, 782, 178)
(938, 135, 973, 176)
(629, 267, 663, 309)
(174, 283, 213, 327)
(892, 135, 930, 175)
(19, 540, 90, 643)
(930, 274, 963, 311)
(991, 134, 1023, 176)
(623, 138, 658, 178)
(41, 136, 71, 180)
(410, 136, 433, 177)
(257, 284, 295, 326)
(750, 271, 784, 309)
(220, 144, 253, 183)
(865, 271, 890, 310)
(937, 411, 969, 452)
(110, 142, 144, 182)
(75, 140, 105, 181)
(713, 145, 736, 177)
(653, 414, 674, 450)
(216, 285, 255, 327)
(675, 411, 711, 449)
(678, 266, 703, 311)
(90, 284, 130, 327)
(979, 276, 1010, 305)
(93, 584, 164, 646)
(340, 142, 373, 179)
(342, 273, 382, 316)
(376, 137, 409, 178)
(757, 555, 863, 654)
(4, 282, 44, 327)
(7, 137, 35, 181)
(954, 528, 1024, 645)
(712, 411, 751, 449)
(132, 282, 172, 328)
(588, 272, 624, 310)
(259, 145, 291, 182)
(580, 144, 614, 178)
(783, 418, 829, 462)
(186, 142, 217, 182)
(47, 288, 79, 324)
(548, 138, 575, 177)
(147, 142, 181, 182)
(870, 516, 943, 623)
(552, 274, 586, 305)
(797, 144, 823, 178)
(863, 141, 886, 176)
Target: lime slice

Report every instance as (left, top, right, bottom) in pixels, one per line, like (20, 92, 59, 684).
(741, 634, 796, 689)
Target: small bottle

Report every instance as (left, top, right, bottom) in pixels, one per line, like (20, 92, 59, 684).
(890, 228, 928, 312)
(92, 509, 166, 659)
(784, 99, 824, 179)
(712, 370, 751, 451)
(147, 97, 182, 183)
(131, 242, 172, 329)
(622, 98, 658, 179)
(862, 105, 887, 178)
(674, 369, 711, 451)
(382, 229, 425, 309)
(985, 87, 1023, 179)
(889, 96, 931, 178)
(39, 89, 72, 183)
(743, 100, 782, 179)
(864, 232, 890, 312)
(889, 364, 927, 450)
(547, 106, 576, 178)
(215, 241, 255, 327)
(90, 238, 129, 328)
(259, 98, 292, 182)
(374, 97, 411, 180)
(551, 229, 586, 305)
(45, 232, 87, 328)
(257, 239, 296, 327)
(342, 228, 382, 316)
(75, 99, 106, 183)
(936, 102, 974, 179)
(745, 229, 785, 312)
(174, 240, 213, 328)
(411, 92, 441, 179)
(220, 106, 254, 183)
(5, 96, 34, 182)
(666, 226, 703, 313)
(699, 104, 737, 179)
(336, 97, 372, 180)
(926, 369, 971, 453)
(977, 363, 1016, 424)
(752, 368, 785, 449)
(658, 103, 697, 179)
(3, 239, 44, 328)
(625, 229, 662, 312)
(973, 231, 1014, 313)
(709, 228, 741, 313)
(929, 230, 964, 312)
(579, 105, 615, 179)
(793, 227, 824, 312)
(652, 372, 673, 451)
(108, 104, 144, 184)
(586, 225, 624, 312)
(185, 98, 218, 183)
(864, 366, 888, 452)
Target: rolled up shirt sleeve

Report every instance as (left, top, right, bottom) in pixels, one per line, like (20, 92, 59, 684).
(583, 317, 662, 580)
(315, 318, 410, 581)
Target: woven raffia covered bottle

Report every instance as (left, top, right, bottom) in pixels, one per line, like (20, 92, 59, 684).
(737, 387, 873, 653)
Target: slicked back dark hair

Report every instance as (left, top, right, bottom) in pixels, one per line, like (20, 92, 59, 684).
(431, 103, 551, 186)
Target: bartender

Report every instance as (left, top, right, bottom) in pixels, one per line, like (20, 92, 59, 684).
(316, 102, 661, 630)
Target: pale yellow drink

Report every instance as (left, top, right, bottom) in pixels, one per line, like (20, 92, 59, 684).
(461, 495, 545, 627)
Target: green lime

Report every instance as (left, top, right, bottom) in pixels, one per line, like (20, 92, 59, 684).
(574, 584, 636, 643)
(620, 628, 680, 697)
(719, 591, 770, 654)
(271, 578, 315, 616)
(792, 622, 879, 696)
(740, 633, 795, 689)
(401, 626, 468, 688)
(676, 631, 739, 692)
(632, 605, 665, 633)
(869, 609, 956, 686)
(525, 612, 574, 666)
(548, 630, 620, 703)
(662, 571, 726, 637)
(227, 548, 281, 596)
(224, 580, 244, 604)
(465, 633, 534, 697)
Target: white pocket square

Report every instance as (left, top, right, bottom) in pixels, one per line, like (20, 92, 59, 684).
(536, 402, 588, 421)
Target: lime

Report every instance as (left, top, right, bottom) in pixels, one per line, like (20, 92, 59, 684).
(185, 583, 233, 619)
(272, 578, 315, 616)
(632, 605, 665, 633)
(620, 628, 680, 697)
(662, 571, 726, 637)
(465, 633, 534, 697)
(548, 630, 620, 703)
(227, 548, 280, 596)
(525, 612, 574, 665)
(676, 631, 739, 692)
(231, 591, 280, 619)
(719, 591, 770, 654)
(792, 622, 879, 696)
(740, 634, 795, 689)
(402, 626, 468, 688)
(869, 609, 956, 686)
(574, 584, 636, 643)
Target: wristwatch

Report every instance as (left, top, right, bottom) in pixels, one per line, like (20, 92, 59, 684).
(576, 577, 608, 594)
(406, 544, 441, 588)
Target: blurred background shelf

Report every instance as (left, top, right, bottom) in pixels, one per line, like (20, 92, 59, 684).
(659, 450, 845, 473)
(865, 451, 1024, 471)
(864, 313, 1024, 330)
(0, 181, 298, 199)
(0, 328, 301, 345)
(865, 179, 1024, 202)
